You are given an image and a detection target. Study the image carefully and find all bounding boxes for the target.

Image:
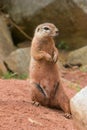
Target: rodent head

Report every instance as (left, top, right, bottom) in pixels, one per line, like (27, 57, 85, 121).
(34, 23, 59, 38)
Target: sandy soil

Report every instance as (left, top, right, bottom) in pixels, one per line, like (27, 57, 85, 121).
(0, 68, 87, 130)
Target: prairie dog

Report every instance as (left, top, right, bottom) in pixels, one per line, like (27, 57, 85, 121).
(29, 23, 70, 113)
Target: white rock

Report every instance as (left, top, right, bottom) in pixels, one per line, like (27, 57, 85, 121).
(70, 87, 87, 130)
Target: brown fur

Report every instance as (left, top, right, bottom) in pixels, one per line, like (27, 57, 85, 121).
(29, 23, 70, 113)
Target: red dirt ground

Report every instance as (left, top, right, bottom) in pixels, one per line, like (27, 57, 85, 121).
(0, 68, 87, 130)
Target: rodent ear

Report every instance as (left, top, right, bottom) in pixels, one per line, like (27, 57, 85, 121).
(34, 27, 40, 35)
(37, 27, 40, 32)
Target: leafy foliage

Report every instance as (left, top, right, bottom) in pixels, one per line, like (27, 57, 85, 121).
(57, 41, 69, 50)
(69, 83, 81, 92)
(80, 66, 87, 73)
(2, 72, 28, 80)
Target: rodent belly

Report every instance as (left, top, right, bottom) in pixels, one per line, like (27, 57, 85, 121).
(30, 61, 59, 82)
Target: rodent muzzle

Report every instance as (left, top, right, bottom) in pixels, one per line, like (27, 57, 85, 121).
(56, 30, 59, 34)
(55, 29, 59, 36)
(52, 31, 59, 37)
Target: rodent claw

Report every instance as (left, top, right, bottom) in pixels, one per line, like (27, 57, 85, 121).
(32, 101, 40, 107)
(64, 113, 72, 119)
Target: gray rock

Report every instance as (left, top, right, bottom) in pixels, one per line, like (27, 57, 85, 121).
(73, 0, 87, 13)
(0, 15, 15, 75)
(66, 46, 87, 65)
(2, 0, 87, 49)
(0, 60, 7, 76)
(0, 15, 15, 59)
(70, 87, 87, 130)
(5, 47, 31, 74)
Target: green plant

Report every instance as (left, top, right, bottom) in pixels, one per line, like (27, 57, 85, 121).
(2, 72, 28, 80)
(16, 73, 28, 79)
(76, 85, 81, 92)
(79, 66, 87, 73)
(69, 83, 81, 92)
(57, 41, 69, 50)
(2, 72, 14, 79)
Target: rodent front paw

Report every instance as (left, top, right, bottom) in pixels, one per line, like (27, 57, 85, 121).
(53, 54, 58, 63)
(46, 54, 53, 62)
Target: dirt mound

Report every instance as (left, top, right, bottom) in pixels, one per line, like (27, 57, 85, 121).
(0, 79, 76, 130)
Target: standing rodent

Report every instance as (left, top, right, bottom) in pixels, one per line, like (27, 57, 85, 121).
(29, 23, 70, 113)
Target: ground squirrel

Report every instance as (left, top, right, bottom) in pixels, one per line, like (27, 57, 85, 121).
(29, 23, 70, 113)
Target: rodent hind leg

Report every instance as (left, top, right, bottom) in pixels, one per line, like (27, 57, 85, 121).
(53, 82, 71, 114)
(29, 80, 48, 106)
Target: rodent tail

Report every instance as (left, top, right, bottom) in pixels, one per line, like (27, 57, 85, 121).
(34, 83, 48, 98)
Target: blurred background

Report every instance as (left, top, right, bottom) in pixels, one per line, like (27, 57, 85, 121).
(0, 0, 87, 77)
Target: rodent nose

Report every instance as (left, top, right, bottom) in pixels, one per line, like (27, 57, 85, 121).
(56, 30, 59, 34)
(55, 30, 59, 35)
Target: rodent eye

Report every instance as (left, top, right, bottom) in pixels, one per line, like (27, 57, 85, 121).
(43, 27, 50, 30)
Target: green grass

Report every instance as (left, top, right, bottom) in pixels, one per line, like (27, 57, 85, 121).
(57, 41, 69, 50)
(79, 66, 87, 73)
(69, 83, 81, 92)
(2, 72, 28, 80)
